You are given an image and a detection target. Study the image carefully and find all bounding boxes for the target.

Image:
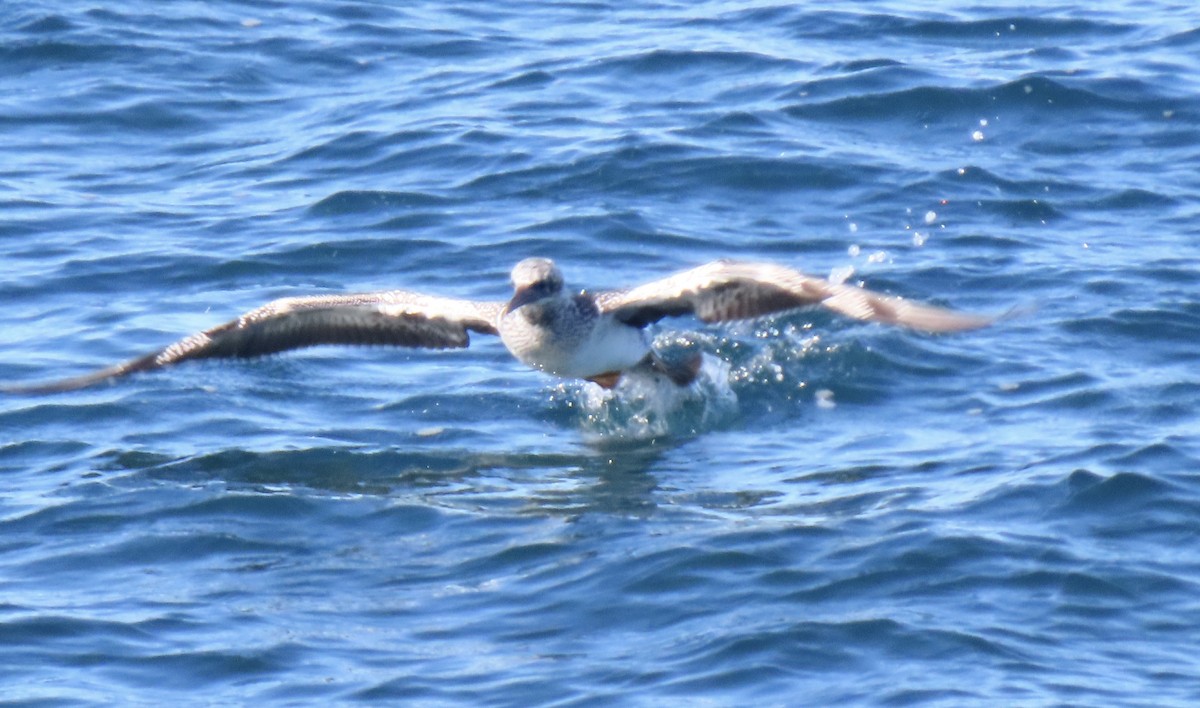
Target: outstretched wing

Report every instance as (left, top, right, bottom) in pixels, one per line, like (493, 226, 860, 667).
(5, 291, 504, 394)
(594, 260, 992, 332)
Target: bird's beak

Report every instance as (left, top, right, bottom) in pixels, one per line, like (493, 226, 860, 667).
(504, 284, 542, 314)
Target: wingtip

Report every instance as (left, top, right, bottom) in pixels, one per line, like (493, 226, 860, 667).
(900, 308, 997, 334)
(2, 373, 113, 396)
(996, 303, 1037, 323)
(915, 302, 1027, 333)
(0, 358, 148, 395)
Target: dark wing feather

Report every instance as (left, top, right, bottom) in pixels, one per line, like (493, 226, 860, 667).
(595, 260, 992, 332)
(5, 291, 504, 394)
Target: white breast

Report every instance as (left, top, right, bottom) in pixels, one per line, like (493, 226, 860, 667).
(568, 317, 648, 377)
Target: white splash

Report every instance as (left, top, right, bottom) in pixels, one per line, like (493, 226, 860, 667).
(564, 353, 738, 442)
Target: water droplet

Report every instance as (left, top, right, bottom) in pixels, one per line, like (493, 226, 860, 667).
(829, 265, 855, 285)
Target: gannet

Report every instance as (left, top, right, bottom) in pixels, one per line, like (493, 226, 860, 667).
(3, 258, 992, 394)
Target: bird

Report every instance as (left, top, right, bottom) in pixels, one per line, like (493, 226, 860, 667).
(2, 258, 992, 395)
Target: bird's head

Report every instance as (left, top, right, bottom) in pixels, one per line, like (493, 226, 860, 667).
(505, 257, 565, 314)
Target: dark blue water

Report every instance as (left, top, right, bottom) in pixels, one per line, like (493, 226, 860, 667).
(3, 2, 1200, 704)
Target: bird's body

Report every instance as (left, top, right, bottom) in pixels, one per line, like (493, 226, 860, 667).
(496, 258, 656, 385)
(499, 293, 647, 380)
(3, 258, 993, 395)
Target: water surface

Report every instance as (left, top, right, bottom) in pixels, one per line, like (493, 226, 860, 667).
(2, 2, 1200, 704)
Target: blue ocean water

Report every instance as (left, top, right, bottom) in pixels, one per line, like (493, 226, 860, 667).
(3, 1, 1200, 704)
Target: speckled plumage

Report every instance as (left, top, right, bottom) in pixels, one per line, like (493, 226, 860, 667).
(4, 258, 991, 394)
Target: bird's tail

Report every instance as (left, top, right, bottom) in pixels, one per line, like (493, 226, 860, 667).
(644, 351, 703, 387)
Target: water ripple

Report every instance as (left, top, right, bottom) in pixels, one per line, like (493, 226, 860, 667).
(4, 0, 1200, 704)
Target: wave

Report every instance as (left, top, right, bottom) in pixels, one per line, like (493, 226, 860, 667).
(786, 75, 1176, 123)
